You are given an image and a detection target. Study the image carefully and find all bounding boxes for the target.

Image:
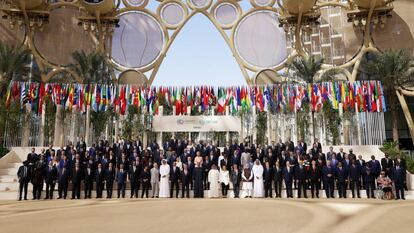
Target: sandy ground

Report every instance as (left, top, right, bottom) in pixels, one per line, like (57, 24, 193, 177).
(0, 199, 413, 233)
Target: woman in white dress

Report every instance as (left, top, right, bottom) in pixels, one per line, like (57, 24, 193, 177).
(219, 165, 230, 198)
(159, 159, 170, 198)
(252, 159, 264, 198)
(208, 164, 220, 198)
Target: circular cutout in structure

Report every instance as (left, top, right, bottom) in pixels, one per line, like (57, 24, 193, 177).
(119, 70, 148, 85)
(111, 11, 165, 70)
(251, 0, 274, 7)
(125, 0, 146, 7)
(33, 7, 95, 66)
(188, 0, 212, 10)
(159, 1, 186, 28)
(255, 69, 281, 85)
(213, 2, 240, 28)
(300, 6, 362, 66)
(234, 10, 287, 69)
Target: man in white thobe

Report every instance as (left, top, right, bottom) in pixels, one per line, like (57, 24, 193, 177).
(159, 160, 170, 198)
(208, 165, 220, 198)
(252, 160, 264, 198)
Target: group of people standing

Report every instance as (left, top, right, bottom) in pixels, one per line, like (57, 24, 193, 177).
(16, 137, 408, 200)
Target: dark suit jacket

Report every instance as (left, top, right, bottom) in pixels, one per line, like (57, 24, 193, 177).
(273, 167, 283, 181)
(309, 166, 321, 182)
(322, 166, 335, 181)
(44, 166, 58, 184)
(348, 165, 361, 181)
(335, 167, 348, 182)
(71, 169, 83, 184)
(263, 167, 273, 185)
(295, 166, 308, 182)
(95, 169, 105, 184)
(392, 166, 406, 184)
(181, 170, 191, 185)
(381, 158, 393, 171)
(17, 165, 31, 182)
(105, 169, 115, 183)
(170, 166, 181, 182)
(283, 167, 294, 182)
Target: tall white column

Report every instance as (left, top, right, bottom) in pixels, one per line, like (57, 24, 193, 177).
(339, 103, 344, 145)
(54, 104, 64, 147)
(70, 106, 77, 144)
(39, 102, 46, 146)
(85, 106, 91, 146)
(157, 106, 163, 147)
(226, 106, 230, 143)
(355, 102, 362, 145)
(172, 106, 176, 139)
(252, 106, 257, 143)
(21, 103, 31, 147)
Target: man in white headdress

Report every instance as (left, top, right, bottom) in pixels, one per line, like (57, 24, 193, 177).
(252, 159, 264, 198)
(242, 164, 253, 198)
(159, 159, 170, 198)
(208, 164, 220, 198)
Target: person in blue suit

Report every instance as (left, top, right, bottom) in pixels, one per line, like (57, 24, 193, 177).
(283, 161, 294, 198)
(335, 162, 348, 198)
(322, 160, 335, 198)
(392, 162, 406, 200)
(116, 164, 127, 198)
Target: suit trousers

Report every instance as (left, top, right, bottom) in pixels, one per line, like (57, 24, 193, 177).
(365, 181, 375, 198)
(96, 182, 104, 198)
(274, 179, 282, 198)
(45, 182, 55, 199)
(395, 182, 405, 199)
(221, 183, 229, 196)
(170, 181, 179, 198)
(33, 182, 43, 200)
(264, 181, 272, 198)
(285, 180, 293, 198)
(324, 180, 334, 198)
(117, 182, 126, 198)
(130, 180, 140, 198)
(310, 180, 320, 198)
(297, 180, 308, 198)
(182, 183, 190, 198)
(151, 182, 159, 197)
(72, 181, 81, 199)
(19, 181, 28, 200)
(337, 181, 347, 198)
(141, 182, 150, 198)
(349, 180, 360, 198)
(58, 181, 68, 199)
(106, 181, 113, 198)
(233, 183, 240, 198)
(84, 180, 93, 198)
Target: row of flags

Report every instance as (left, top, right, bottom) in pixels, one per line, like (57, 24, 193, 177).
(5, 81, 387, 116)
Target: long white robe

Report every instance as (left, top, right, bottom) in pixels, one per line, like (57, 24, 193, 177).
(208, 169, 220, 198)
(252, 164, 264, 198)
(159, 164, 170, 198)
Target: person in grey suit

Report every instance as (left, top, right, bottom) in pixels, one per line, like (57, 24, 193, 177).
(150, 163, 160, 198)
(231, 164, 241, 198)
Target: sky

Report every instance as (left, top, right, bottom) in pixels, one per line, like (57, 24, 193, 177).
(118, 1, 265, 87)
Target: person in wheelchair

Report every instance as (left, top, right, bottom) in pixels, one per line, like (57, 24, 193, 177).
(377, 170, 393, 200)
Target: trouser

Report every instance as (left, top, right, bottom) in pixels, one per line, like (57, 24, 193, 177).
(33, 182, 43, 199)
(285, 180, 293, 198)
(310, 180, 319, 198)
(72, 182, 81, 199)
(324, 180, 334, 198)
(19, 181, 28, 200)
(130, 181, 140, 198)
(297, 180, 307, 198)
(141, 182, 150, 198)
(350, 180, 360, 198)
(264, 181, 272, 198)
(274, 179, 282, 198)
(84, 180, 93, 198)
(170, 181, 179, 198)
(182, 183, 190, 198)
(337, 181, 347, 198)
(204, 172, 209, 190)
(221, 183, 229, 196)
(233, 183, 240, 198)
(151, 182, 159, 197)
(58, 181, 68, 199)
(365, 181, 375, 198)
(117, 182, 126, 198)
(106, 181, 113, 198)
(96, 182, 104, 198)
(45, 182, 55, 199)
(395, 182, 405, 199)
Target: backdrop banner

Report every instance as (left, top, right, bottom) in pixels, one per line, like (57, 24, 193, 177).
(152, 115, 241, 132)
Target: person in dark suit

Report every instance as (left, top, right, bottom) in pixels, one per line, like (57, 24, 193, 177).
(335, 162, 348, 198)
(95, 163, 105, 198)
(381, 153, 393, 177)
(231, 164, 241, 198)
(295, 160, 308, 198)
(128, 161, 142, 198)
(392, 162, 406, 200)
(362, 164, 375, 198)
(193, 162, 204, 198)
(263, 161, 273, 198)
(394, 154, 408, 190)
(309, 160, 321, 198)
(203, 155, 211, 190)
(71, 163, 83, 199)
(273, 160, 283, 198)
(116, 164, 127, 198)
(181, 164, 191, 198)
(17, 161, 31, 201)
(357, 155, 366, 189)
(322, 160, 335, 198)
(170, 162, 181, 198)
(84, 163, 94, 199)
(283, 161, 294, 198)
(58, 162, 70, 199)
(32, 155, 46, 200)
(349, 160, 361, 198)
(44, 161, 58, 199)
(141, 166, 151, 198)
(368, 155, 381, 179)
(105, 163, 115, 198)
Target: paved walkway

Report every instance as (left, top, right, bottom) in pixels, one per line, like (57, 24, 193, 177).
(0, 199, 412, 233)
